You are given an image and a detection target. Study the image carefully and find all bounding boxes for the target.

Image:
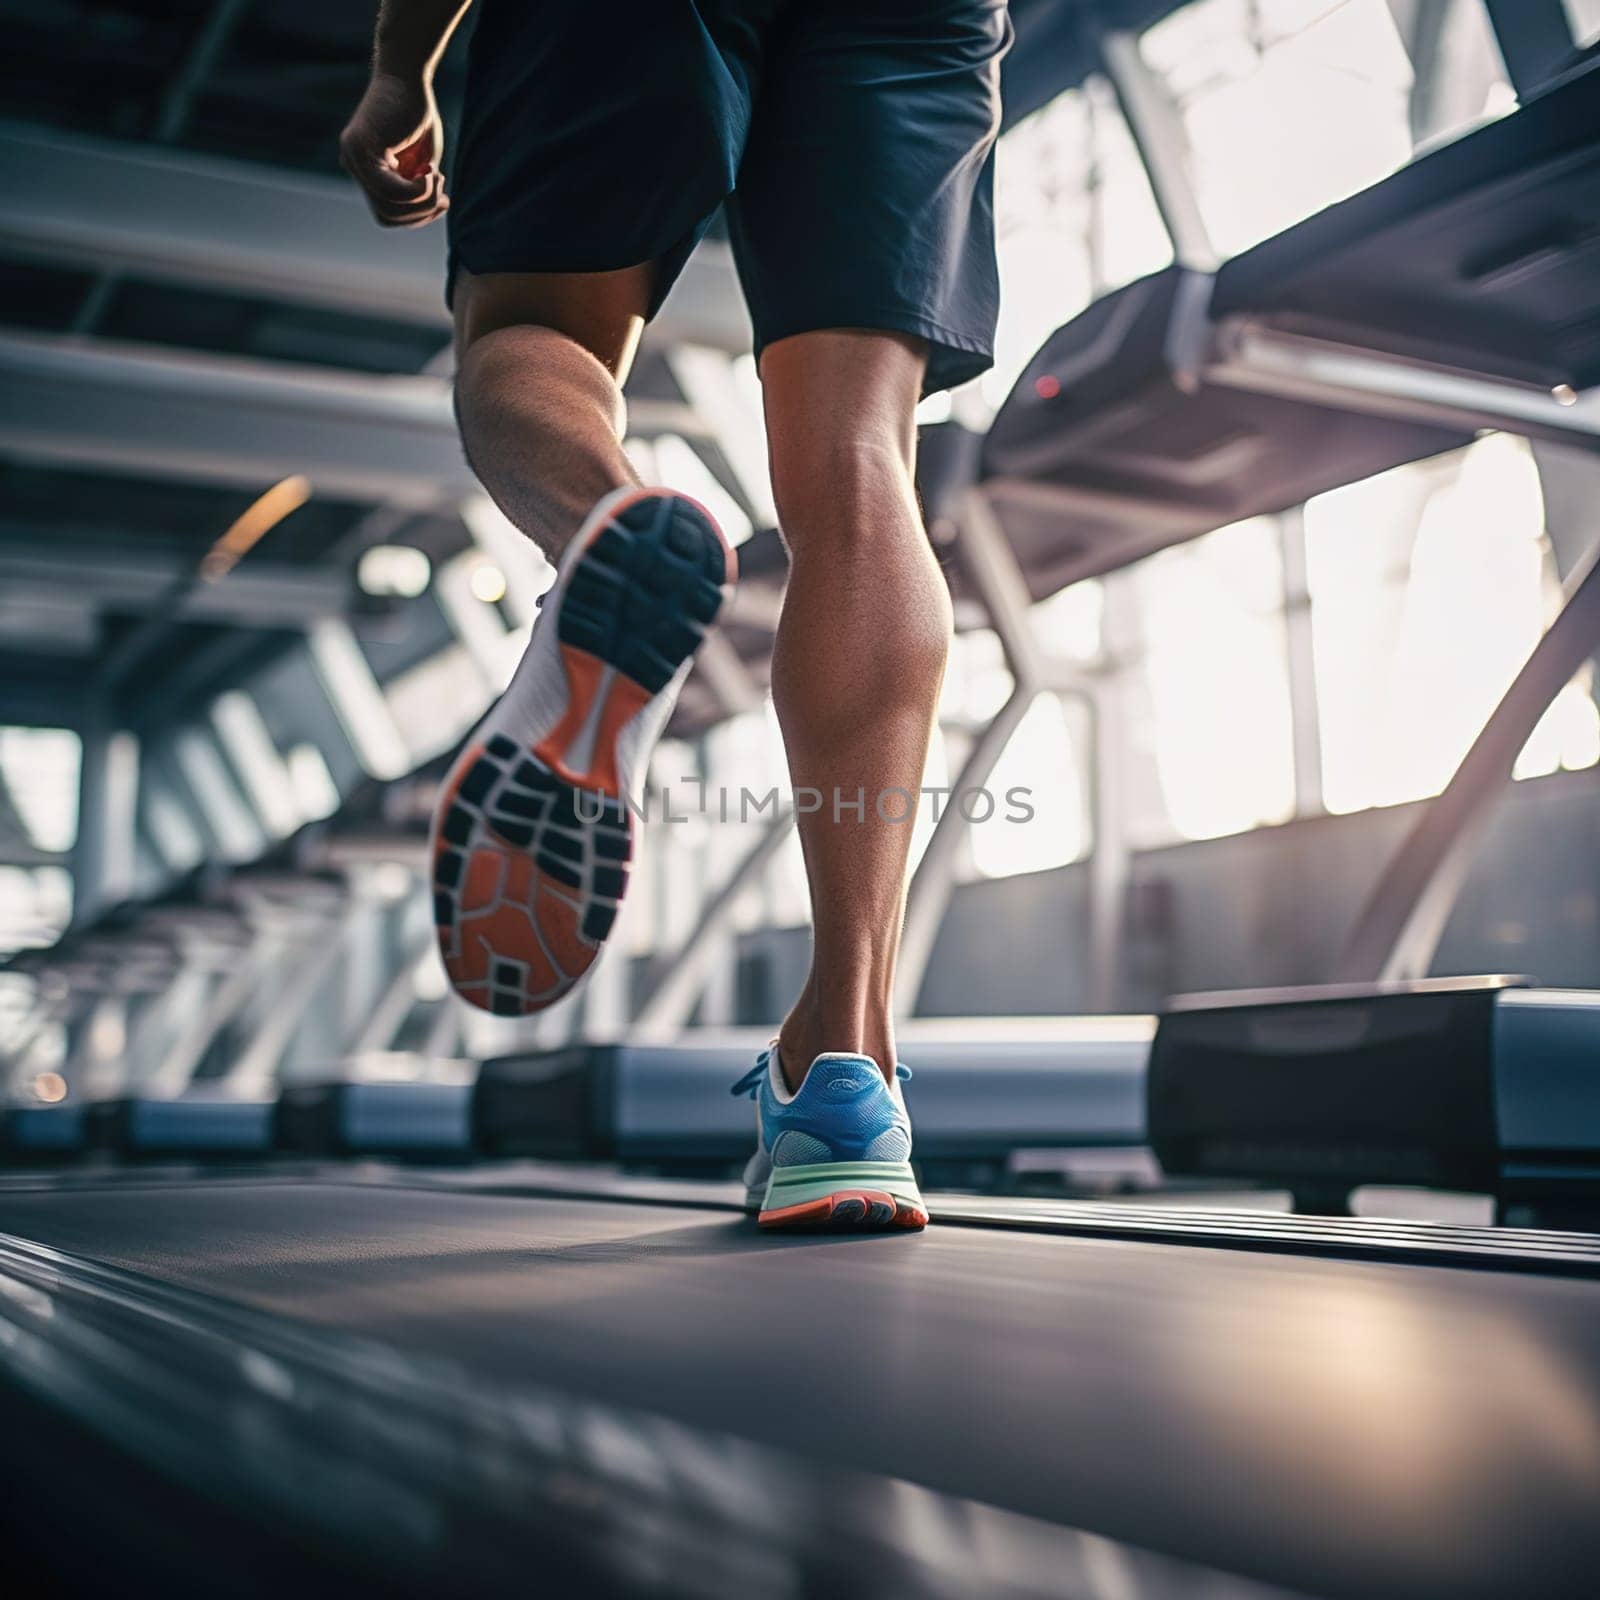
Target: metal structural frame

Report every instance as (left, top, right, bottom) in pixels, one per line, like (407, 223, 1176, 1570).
(894, 490, 1124, 1016)
(894, 14, 1600, 1012)
(885, 22, 1203, 1020)
(632, 811, 799, 1037)
(0, 331, 712, 505)
(10, 5, 1598, 1068)
(1199, 331, 1600, 982)
(0, 121, 752, 355)
(1481, 0, 1594, 99)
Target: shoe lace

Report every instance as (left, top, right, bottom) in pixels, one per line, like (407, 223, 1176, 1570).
(729, 1060, 912, 1099)
(729, 1060, 768, 1099)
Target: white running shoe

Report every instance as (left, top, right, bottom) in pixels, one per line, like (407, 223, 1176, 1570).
(430, 487, 734, 1014)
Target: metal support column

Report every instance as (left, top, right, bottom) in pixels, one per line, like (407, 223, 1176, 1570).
(1335, 536, 1600, 982)
(633, 812, 797, 1037)
(1279, 507, 1326, 818)
(898, 487, 1046, 1014)
(1481, 0, 1583, 98)
(141, 941, 272, 1099)
(897, 486, 1105, 1013)
(352, 927, 435, 1055)
(1084, 687, 1129, 1016)
(894, 689, 1033, 1015)
(72, 721, 139, 926)
(223, 901, 361, 1098)
(1386, 0, 1456, 145)
(1095, 29, 1219, 270)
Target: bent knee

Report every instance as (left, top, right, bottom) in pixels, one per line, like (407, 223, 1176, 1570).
(452, 265, 652, 378)
(454, 324, 626, 440)
(769, 434, 919, 541)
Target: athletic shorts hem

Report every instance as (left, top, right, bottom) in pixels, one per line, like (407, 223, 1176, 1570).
(447, 1, 1006, 392)
(755, 307, 995, 396)
(446, 216, 711, 319)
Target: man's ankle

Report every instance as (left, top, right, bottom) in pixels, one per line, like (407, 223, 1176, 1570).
(775, 1013, 895, 1094)
(773, 1022, 816, 1095)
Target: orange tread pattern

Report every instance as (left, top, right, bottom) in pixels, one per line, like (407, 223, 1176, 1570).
(758, 1189, 929, 1232)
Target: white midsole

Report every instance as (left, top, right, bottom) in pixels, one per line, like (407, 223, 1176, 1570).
(430, 487, 726, 869)
(760, 1162, 925, 1212)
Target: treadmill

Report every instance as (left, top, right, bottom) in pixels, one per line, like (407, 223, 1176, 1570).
(4, 26, 1599, 1600)
(2, 1161, 1597, 1600)
(942, 49, 1600, 1237)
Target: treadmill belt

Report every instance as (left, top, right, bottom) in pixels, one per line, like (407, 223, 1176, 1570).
(1, 1176, 1596, 1598)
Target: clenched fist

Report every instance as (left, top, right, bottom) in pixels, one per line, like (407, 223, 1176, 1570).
(340, 71, 449, 229)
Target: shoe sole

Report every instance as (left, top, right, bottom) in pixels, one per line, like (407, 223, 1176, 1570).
(431, 490, 734, 1015)
(758, 1161, 928, 1231)
(758, 1189, 929, 1231)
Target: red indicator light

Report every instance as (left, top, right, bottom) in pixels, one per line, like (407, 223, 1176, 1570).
(1034, 375, 1061, 400)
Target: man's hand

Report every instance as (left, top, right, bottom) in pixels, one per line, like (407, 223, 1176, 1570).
(340, 70, 449, 229)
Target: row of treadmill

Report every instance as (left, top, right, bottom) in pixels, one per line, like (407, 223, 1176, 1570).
(4, 980, 1598, 1233)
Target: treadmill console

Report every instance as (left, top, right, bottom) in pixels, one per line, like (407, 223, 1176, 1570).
(1147, 978, 1600, 1227)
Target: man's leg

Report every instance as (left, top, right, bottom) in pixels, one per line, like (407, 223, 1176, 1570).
(433, 265, 735, 1015)
(761, 330, 951, 1088)
(451, 264, 654, 559)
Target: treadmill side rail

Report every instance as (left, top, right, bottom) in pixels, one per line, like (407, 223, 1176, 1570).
(1149, 982, 1600, 1226)
(0, 1104, 88, 1163)
(1495, 989, 1600, 1228)
(474, 1031, 1151, 1168)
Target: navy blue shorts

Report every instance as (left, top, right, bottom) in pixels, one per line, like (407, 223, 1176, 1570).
(447, 0, 1010, 395)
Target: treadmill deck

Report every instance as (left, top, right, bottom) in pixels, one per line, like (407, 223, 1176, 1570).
(1, 1169, 1597, 1598)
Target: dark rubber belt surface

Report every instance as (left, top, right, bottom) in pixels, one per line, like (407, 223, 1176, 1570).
(2, 1179, 1597, 1600)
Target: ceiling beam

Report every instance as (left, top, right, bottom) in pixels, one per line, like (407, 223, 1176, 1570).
(0, 331, 708, 504)
(0, 329, 473, 504)
(0, 541, 356, 625)
(0, 120, 752, 354)
(0, 657, 92, 730)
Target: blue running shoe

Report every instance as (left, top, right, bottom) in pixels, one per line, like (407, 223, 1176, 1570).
(731, 1048, 928, 1230)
